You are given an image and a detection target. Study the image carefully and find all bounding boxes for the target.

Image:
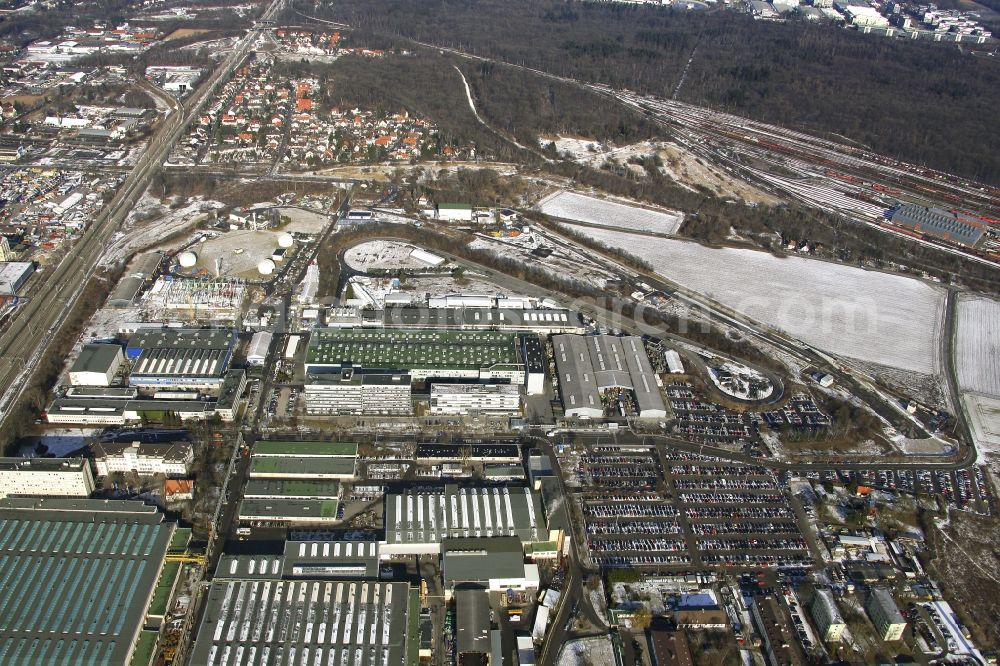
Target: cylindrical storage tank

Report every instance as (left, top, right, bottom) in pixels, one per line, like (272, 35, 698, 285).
(257, 259, 275, 275)
(278, 233, 294, 248)
(178, 251, 197, 268)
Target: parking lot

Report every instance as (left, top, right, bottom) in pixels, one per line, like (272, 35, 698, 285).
(564, 444, 813, 572)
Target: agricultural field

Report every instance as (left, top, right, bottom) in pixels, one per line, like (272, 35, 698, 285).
(563, 225, 946, 374)
(955, 295, 1000, 396)
(536, 191, 684, 235)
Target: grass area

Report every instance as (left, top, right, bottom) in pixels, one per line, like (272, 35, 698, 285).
(254, 440, 359, 457)
(407, 587, 420, 666)
(148, 561, 180, 617)
(129, 630, 159, 666)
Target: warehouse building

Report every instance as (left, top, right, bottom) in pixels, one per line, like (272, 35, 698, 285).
(68, 343, 125, 386)
(811, 589, 846, 643)
(865, 588, 906, 641)
(455, 588, 491, 660)
(253, 441, 359, 458)
(382, 484, 552, 555)
(108, 252, 164, 307)
(91, 441, 193, 477)
(305, 328, 544, 389)
(0, 261, 34, 295)
(430, 383, 521, 415)
(247, 330, 272, 366)
(126, 328, 237, 393)
(436, 202, 474, 221)
(190, 579, 412, 666)
(442, 536, 538, 599)
(888, 204, 987, 247)
(0, 498, 174, 665)
(304, 371, 413, 415)
(553, 334, 667, 419)
(0, 457, 95, 499)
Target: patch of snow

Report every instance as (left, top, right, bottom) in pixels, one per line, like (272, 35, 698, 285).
(538, 190, 683, 235)
(955, 294, 1000, 396)
(556, 636, 615, 666)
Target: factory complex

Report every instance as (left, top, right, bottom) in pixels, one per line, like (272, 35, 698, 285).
(0, 499, 175, 666)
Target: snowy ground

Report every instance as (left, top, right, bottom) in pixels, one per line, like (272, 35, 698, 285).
(468, 230, 618, 287)
(537, 190, 684, 235)
(187, 229, 293, 279)
(343, 240, 449, 271)
(100, 194, 224, 267)
(955, 294, 1000, 396)
(556, 636, 615, 666)
(276, 207, 334, 235)
(562, 225, 946, 374)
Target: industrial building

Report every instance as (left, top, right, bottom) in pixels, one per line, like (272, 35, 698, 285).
(126, 328, 238, 393)
(91, 441, 193, 477)
(44, 396, 222, 425)
(216, 540, 380, 580)
(305, 328, 545, 393)
(751, 597, 807, 666)
(68, 343, 125, 386)
(254, 441, 359, 458)
(811, 589, 847, 643)
(430, 383, 521, 415)
(249, 456, 357, 480)
(552, 334, 667, 419)
(190, 580, 412, 666)
(0, 261, 34, 295)
(0, 457, 95, 499)
(304, 371, 413, 416)
(865, 588, 906, 641)
(888, 204, 987, 247)
(247, 331, 272, 366)
(382, 484, 552, 555)
(0, 498, 174, 665)
(442, 536, 538, 598)
(380, 306, 586, 335)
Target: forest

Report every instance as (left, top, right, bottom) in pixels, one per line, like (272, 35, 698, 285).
(293, 0, 1000, 185)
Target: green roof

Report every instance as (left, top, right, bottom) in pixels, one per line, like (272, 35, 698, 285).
(250, 456, 356, 478)
(129, 631, 159, 666)
(439, 203, 471, 209)
(306, 328, 521, 370)
(169, 527, 192, 554)
(238, 498, 339, 520)
(148, 560, 180, 617)
(407, 588, 420, 666)
(244, 478, 341, 499)
(254, 440, 358, 457)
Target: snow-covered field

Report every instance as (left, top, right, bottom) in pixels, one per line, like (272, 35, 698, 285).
(556, 636, 614, 666)
(955, 295, 1000, 396)
(563, 226, 946, 374)
(964, 394, 1000, 459)
(537, 190, 684, 235)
